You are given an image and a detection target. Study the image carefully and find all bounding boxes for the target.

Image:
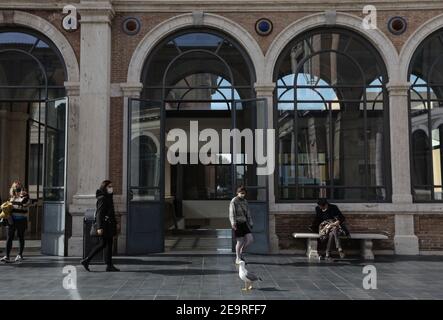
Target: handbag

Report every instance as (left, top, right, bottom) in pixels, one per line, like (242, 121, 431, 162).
(0, 201, 13, 227)
(89, 210, 100, 237)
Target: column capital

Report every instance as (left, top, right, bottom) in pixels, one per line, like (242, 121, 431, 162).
(64, 81, 80, 96)
(386, 82, 411, 96)
(120, 82, 143, 98)
(254, 82, 275, 96)
(78, 1, 115, 24)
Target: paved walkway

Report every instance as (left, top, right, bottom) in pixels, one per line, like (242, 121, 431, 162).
(0, 254, 442, 300)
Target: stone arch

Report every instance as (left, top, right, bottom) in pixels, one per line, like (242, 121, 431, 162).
(264, 12, 398, 84)
(0, 10, 79, 83)
(127, 12, 264, 87)
(399, 13, 443, 82)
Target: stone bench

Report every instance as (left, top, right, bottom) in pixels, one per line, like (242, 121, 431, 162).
(292, 232, 389, 260)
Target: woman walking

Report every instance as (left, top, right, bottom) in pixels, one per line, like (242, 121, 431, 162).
(1, 181, 30, 263)
(229, 186, 253, 265)
(80, 180, 119, 272)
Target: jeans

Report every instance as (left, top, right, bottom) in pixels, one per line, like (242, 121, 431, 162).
(85, 236, 114, 266)
(326, 228, 341, 253)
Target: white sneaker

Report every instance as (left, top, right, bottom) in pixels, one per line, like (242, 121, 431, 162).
(235, 258, 243, 265)
(14, 255, 23, 262)
(0, 256, 10, 263)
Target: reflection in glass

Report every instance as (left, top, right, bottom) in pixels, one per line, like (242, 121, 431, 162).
(44, 99, 66, 201)
(275, 28, 388, 201)
(129, 100, 162, 201)
(409, 29, 443, 201)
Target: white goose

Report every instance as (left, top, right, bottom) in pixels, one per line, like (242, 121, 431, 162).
(238, 260, 262, 291)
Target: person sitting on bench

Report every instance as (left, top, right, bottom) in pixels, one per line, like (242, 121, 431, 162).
(309, 198, 349, 260)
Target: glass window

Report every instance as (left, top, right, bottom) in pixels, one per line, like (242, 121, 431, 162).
(141, 30, 254, 104)
(172, 163, 233, 200)
(409, 29, 443, 201)
(275, 29, 388, 202)
(0, 29, 66, 100)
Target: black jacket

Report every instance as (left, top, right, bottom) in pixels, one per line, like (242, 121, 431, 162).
(95, 189, 117, 237)
(310, 204, 346, 233)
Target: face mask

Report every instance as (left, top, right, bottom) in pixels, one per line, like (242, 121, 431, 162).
(107, 187, 113, 194)
(321, 207, 327, 212)
(238, 193, 245, 199)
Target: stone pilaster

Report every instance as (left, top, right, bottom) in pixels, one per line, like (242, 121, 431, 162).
(68, 1, 114, 256)
(387, 83, 413, 203)
(254, 82, 279, 253)
(387, 82, 419, 255)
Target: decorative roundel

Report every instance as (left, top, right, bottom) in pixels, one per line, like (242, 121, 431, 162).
(255, 18, 273, 36)
(122, 17, 141, 35)
(387, 16, 407, 35)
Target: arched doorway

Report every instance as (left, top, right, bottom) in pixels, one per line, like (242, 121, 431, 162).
(0, 28, 69, 256)
(127, 29, 269, 254)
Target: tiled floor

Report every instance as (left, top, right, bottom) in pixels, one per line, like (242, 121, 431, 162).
(0, 254, 442, 300)
(165, 229, 232, 252)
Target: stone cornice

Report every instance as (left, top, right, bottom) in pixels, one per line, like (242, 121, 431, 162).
(120, 82, 143, 97)
(254, 82, 276, 96)
(91, 0, 443, 12)
(64, 81, 80, 96)
(1, 0, 443, 12)
(78, 1, 115, 24)
(386, 82, 411, 96)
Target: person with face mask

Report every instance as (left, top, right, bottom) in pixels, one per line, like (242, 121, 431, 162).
(1, 181, 30, 263)
(309, 198, 349, 260)
(229, 186, 253, 265)
(80, 180, 119, 272)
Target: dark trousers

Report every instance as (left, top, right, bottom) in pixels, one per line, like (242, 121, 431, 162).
(86, 236, 114, 266)
(6, 219, 27, 258)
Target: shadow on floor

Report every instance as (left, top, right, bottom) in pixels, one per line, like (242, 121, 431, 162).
(258, 287, 289, 292)
(10, 258, 193, 268)
(123, 269, 237, 276)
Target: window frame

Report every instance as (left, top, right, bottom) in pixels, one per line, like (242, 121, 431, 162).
(273, 27, 391, 203)
(408, 29, 443, 202)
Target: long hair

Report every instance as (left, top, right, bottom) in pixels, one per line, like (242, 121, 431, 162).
(9, 180, 23, 198)
(99, 180, 112, 192)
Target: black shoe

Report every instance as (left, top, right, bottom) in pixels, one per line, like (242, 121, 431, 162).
(80, 258, 90, 272)
(106, 265, 120, 272)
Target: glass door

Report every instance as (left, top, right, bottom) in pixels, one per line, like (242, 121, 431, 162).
(41, 97, 68, 256)
(127, 98, 165, 254)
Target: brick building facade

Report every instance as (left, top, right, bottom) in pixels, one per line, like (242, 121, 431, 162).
(1, 0, 443, 256)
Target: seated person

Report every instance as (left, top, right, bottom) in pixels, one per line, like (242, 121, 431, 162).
(309, 198, 349, 260)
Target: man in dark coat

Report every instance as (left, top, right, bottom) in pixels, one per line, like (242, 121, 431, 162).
(309, 198, 349, 259)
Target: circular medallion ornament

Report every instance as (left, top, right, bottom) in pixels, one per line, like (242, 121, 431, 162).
(387, 16, 407, 35)
(122, 17, 141, 36)
(255, 18, 273, 36)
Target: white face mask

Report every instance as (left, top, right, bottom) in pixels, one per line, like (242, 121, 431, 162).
(107, 187, 113, 194)
(238, 193, 245, 199)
